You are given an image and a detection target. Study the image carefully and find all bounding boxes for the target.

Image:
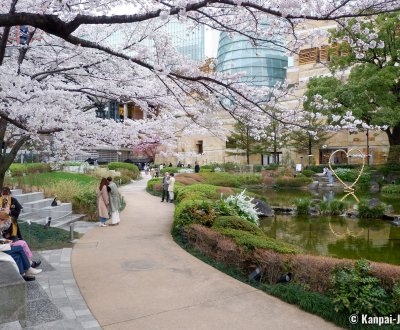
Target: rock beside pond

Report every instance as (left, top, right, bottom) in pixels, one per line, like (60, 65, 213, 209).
(368, 198, 382, 209)
(253, 199, 274, 217)
(386, 205, 394, 214)
(369, 181, 380, 194)
(308, 181, 319, 190)
(309, 206, 320, 216)
(346, 210, 359, 218)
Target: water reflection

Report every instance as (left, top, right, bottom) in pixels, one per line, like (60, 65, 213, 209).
(260, 215, 400, 265)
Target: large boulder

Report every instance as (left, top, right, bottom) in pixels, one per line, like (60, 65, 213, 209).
(368, 198, 382, 209)
(253, 199, 274, 217)
(369, 181, 380, 194)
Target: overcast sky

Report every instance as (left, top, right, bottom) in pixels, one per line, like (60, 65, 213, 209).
(110, 4, 220, 58)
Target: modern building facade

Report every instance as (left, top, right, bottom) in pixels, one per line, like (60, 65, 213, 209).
(216, 32, 288, 88)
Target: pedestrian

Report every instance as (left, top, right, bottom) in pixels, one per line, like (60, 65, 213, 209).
(150, 167, 155, 178)
(168, 162, 173, 167)
(194, 161, 200, 173)
(107, 177, 121, 226)
(161, 172, 170, 202)
(167, 173, 175, 203)
(97, 178, 109, 227)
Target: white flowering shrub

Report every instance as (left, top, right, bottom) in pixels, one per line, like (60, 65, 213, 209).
(224, 190, 260, 225)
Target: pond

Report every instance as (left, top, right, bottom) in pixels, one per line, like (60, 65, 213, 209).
(253, 189, 400, 265)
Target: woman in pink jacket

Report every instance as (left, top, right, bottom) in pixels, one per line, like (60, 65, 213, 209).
(97, 178, 110, 227)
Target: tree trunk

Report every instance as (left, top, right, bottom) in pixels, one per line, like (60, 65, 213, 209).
(386, 124, 400, 165)
(308, 135, 312, 166)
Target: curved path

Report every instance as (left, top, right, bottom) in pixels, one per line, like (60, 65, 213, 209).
(72, 178, 341, 330)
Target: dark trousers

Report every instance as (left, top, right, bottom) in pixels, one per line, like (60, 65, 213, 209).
(161, 189, 169, 202)
(4, 245, 30, 274)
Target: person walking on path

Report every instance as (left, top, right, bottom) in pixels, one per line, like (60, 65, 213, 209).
(161, 172, 170, 202)
(97, 178, 110, 227)
(194, 161, 200, 173)
(167, 173, 175, 203)
(107, 177, 121, 226)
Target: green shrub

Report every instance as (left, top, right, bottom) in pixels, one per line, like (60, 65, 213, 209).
(393, 282, 400, 312)
(263, 164, 279, 170)
(216, 228, 299, 254)
(382, 184, 400, 194)
(199, 172, 240, 187)
(113, 175, 131, 185)
(358, 199, 386, 219)
(213, 215, 263, 236)
(201, 164, 213, 170)
(329, 199, 348, 215)
(10, 163, 51, 176)
(200, 168, 212, 172)
(237, 174, 262, 185)
(213, 199, 238, 217)
(72, 191, 97, 220)
(173, 199, 217, 231)
(175, 184, 219, 202)
(108, 162, 140, 179)
(275, 176, 312, 187)
(317, 200, 330, 215)
(160, 167, 179, 174)
(331, 259, 393, 316)
(294, 198, 311, 215)
(147, 178, 162, 191)
(301, 169, 315, 177)
(254, 165, 263, 172)
(307, 164, 359, 173)
(334, 168, 371, 191)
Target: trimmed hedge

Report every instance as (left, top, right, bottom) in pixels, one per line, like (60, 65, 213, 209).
(199, 172, 262, 187)
(160, 167, 179, 174)
(108, 162, 140, 179)
(175, 183, 220, 202)
(216, 228, 299, 254)
(213, 215, 263, 236)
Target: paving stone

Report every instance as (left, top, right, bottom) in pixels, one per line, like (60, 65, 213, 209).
(81, 320, 100, 329)
(26, 281, 49, 301)
(59, 306, 76, 320)
(74, 309, 91, 317)
(0, 321, 22, 329)
(25, 298, 63, 327)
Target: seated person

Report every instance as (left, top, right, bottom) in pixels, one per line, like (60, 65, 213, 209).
(0, 211, 41, 269)
(1, 243, 41, 281)
(1, 187, 23, 241)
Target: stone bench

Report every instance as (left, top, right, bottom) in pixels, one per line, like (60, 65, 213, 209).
(0, 261, 26, 326)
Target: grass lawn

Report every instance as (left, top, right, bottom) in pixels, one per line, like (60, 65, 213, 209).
(19, 222, 80, 250)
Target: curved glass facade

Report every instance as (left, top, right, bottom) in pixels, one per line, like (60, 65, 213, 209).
(216, 33, 288, 87)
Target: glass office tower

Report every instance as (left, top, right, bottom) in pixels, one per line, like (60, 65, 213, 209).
(216, 33, 288, 87)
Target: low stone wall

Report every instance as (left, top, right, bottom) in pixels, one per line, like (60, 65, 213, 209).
(0, 262, 26, 326)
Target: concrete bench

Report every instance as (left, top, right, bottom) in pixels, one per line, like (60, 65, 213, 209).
(0, 261, 26, 326)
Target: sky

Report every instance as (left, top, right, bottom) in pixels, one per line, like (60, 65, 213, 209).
(110, 4, 220, 58)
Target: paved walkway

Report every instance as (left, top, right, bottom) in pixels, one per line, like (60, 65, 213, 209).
(72, 177, 341, 330)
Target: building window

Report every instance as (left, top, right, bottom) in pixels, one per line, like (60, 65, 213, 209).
(196, 140, 203, 154)
(299, 47, 319, 65)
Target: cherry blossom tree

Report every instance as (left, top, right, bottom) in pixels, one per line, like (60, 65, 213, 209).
(0, 0, 400, 187)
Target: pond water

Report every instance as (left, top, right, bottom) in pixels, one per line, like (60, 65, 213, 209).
(253, 189, 400, 265)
